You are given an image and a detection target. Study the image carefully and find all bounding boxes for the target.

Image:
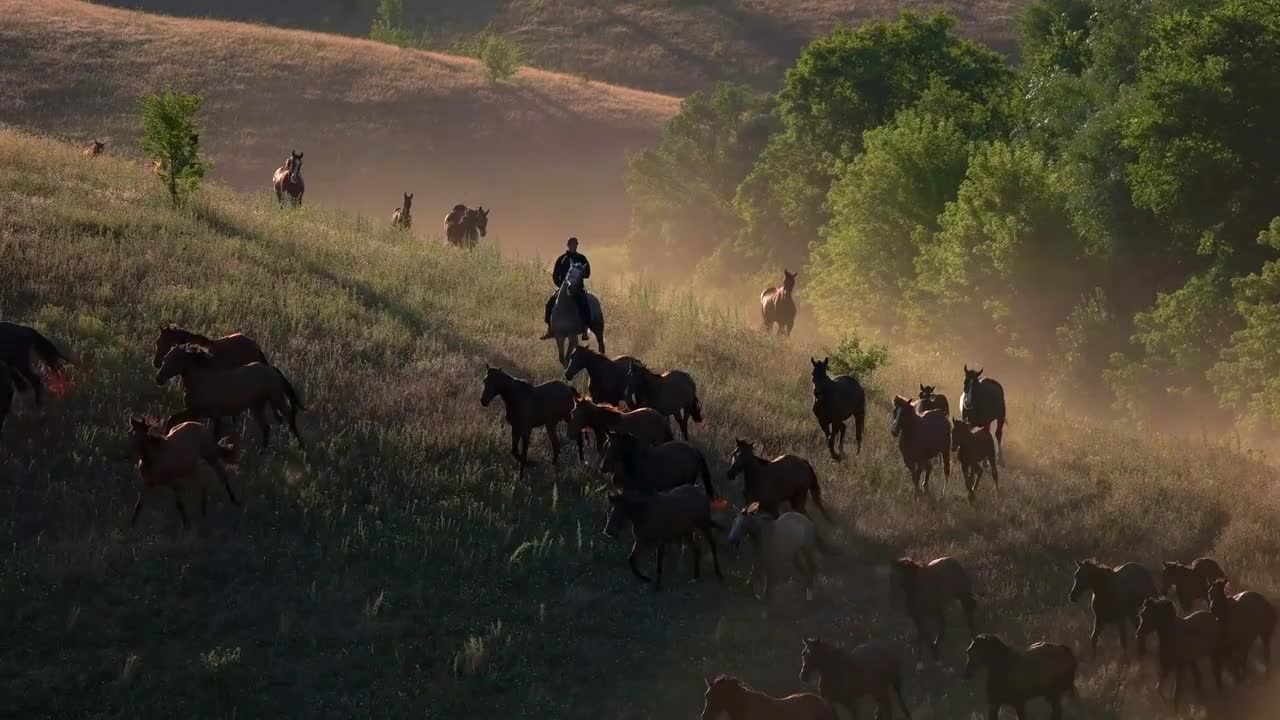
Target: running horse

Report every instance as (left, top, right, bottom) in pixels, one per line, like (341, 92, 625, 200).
(272, 150, 305, 207)
(547, 262, 605, 366)
(761, 269, 798, 336)
(444, 205, 490, 248)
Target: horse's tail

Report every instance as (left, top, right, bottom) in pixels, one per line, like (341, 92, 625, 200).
(892, 673, 913, 720)
(688, 394, 704, 424)
(697, 451, 716, 499)
(28, 329, 70, 379)
(274, 367, 307, 412)
(808, 463, 832, 520)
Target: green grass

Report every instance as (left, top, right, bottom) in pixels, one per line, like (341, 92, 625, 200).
(3, 128, 1280, 719)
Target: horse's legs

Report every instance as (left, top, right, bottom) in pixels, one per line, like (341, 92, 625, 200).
(251, 403, 272, 448)
(130, 491, 145, 527)
(545, 422, 561, 464)
(574, 427, 586, 463)
(995, 417, 1006, 466)
(1115, 618, 1129, 654)
(836, 421, 847, 456)
(821, 421, 838, 459)
(1089, 618, 1102, 657)
(654, 542, 665, 592)
(1012, 704, 1027, 720)
(1211, 652, 1224, 692)
(16, 365, 42, 405)
(520, 429, 533, 467)
(209, 459, 239, 505)
(989, 455, 999, 492)
(509, 425, 522, 463)
(701, 525, 723, 581)
(932, 612, 945, 660)
(675, 411, 690, 440)
(275, 187, 283, 206)
(627, 541, 651, 583)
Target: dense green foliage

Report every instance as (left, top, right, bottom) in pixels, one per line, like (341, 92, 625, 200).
(368, 0, 433, 50)
(454, 23, 523, 83)
(138, 90, 207, 206)
(629, 1, 1280, 433)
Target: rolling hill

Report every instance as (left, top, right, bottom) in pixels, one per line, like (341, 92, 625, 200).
(3, 129, 1280, 718)
(0, 0, 678, 253)
(93, 0, 1036, 95)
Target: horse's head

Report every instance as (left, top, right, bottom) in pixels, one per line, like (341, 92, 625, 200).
(919, 384, 936, 401)
(1208, 578, 1229, 611)
(889, 557, 921, 603)
(701, 675, 744, 720)
(568, 395, 595, 433)
(726, 438, 757, 481)
(598, 431, 636, 474)
(288, 150, 304, 181)
(564, 262, 587, 293)
(727, 501, 760, 547)
(810, 356, 830, 386)
(480, 364, 506, 407)
(88, 140, 105, 155)
(799, 637, 831, 683)
(402, 192, 413, 212)
(563, 345, 589, 381)
(126, 415, 165, 460)
(889, 395, 914, 437)
(155, 343, 211, 385)
(1136, 597, 1175, 639)
(963, 365, 984, 396)
(782, 269, 797, 293)
(1160, 561, 1185, 599)
(465, 206, 488, 237)
(153, 324, 190, 369)
(964, 634, 1007, 678)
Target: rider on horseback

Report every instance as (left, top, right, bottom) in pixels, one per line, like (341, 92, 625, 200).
(542, 237, 592, 340)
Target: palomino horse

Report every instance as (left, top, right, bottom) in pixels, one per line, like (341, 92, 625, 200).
(0, 321, 73, 406)
(960, 366, 1006, 463)
(800, 637, 913, 719)
(444, 205, 489, 247)
(83, 140, 105, 156)
(392, 192, 413, 229)
(761, 269, 798, 336)
(547, 263, 604, 366)
(272, 150, 305, 207)
(128, 415, 238, 529)
(701, 675, 835, 720)
(964, 635, 1077, 720)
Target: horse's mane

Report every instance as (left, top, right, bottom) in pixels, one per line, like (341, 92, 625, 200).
(708, 674, 743, 686)
(1079, 558, 1113, 571)
(165, 324, 210, 344)
(176, 343, 215, 363)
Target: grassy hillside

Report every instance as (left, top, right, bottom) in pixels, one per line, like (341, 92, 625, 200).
(94, 0, 1034, 95)
(4, 130, 1280, 719)
(0, 0, 677, 253)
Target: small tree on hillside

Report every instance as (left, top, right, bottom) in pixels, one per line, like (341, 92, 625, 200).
(455, 24, 522, 84)
(139, 89, 207, 206)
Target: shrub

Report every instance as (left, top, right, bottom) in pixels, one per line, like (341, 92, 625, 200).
(368, 0, 432, 49)
(824, 333, 890, 379)
(138, 89, 207, 206)
(455, 24, 522, 84)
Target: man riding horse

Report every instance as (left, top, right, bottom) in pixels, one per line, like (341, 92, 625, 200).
(542, 237, 592, 341)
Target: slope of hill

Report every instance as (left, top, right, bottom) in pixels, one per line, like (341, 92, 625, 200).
(0, 0, 677, 253)
(95, 0, 1034, 94)
(4, 130, 1280, 718)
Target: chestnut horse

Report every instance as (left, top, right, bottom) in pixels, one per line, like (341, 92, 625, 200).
(761, 269, 797, 336)
(272, 150, 304, 207)
(128, 415, 238, 529)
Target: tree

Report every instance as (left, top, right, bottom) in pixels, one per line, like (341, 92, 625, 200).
(369, 0, 432, 50)
(139, 90, 207, 206)
(455, 23, 522, 84)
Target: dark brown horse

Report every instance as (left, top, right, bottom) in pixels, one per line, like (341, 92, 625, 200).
(1136, 597, 1224, 704)
(598, 432, 713, 495)
(701, 674, 836, 720)
(1161, 558, 1226, 611)
(272, 150, 304, 207)
(964, 634, 1076, 720)
(960, 366, 1006, 464)
(83, 139, 105, 156)
(128, 415, 238, 529)
(603, 485, 724, 591)
(156, 344, 305, 449)
(799, 637, 912, 719)
(727, 439, 828, 518)
(810, 357, 865, 460)
(761, 269, 798, 336)
(891, 557, 977, 663)
(152, 325, 268, 370)
(0, 321, 73, 406)
(563, 345, 638, 406)
(915, 385, 949, 415)
(568, 397, 671, 454)
(1068, 559, 1158, 656)
(479, 365, 581, 477)
(951, 419, 998, 502)
(444, 205, 489, 248)
(625, 361, 702, 439)
(890, 396, 950, 496)
(1208, 578, 1276, 680)
(392, 192, 413, 229)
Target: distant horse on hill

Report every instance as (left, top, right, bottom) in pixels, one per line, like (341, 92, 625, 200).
(272, 150, 305, 207)
(761, 269, 797, 336)
(392, 192, 413, 229)
(445, 205, 489, 247)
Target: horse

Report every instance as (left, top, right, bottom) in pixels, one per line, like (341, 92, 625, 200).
(563, 346, 638, 406)
(568, 397, 671, 455)
(964, 634, 1076, 720)
(960, 366, 1006, 464)
(479, 364, 581, 477)
(1136, 597, 1225, 705)
(701, 674, 836, 720)
(891, 557, 977, 663)
(0, 364, 14, 437)
(127, 415, 238, 529)
(809, 357, 865, 460)
(155, 344, 305, 449)
(761, 269, 798, 336)
(391, 192, 413, 229)
(729, 503, 833, 603)
(1161, 558, 1226, 611)
(547, 262, 605, 366)
(598, 432, 713, 495)
(1068, 559, 1158, 657)
(799, 637, 912, 720)
(0, 321, 73, 406)
(951, 419, 998, 502)
(444, 205, 489, 248)
(727, 439, 828, 519)
(152, 325, 268, 370)
(272, 150, 305, 207)
(603, 486, 724, 592)
(1208, 578, 1276, 680)
(83, 139, 105, 156)
(915, 385, 949, 415)
(626, 361, 701, 439)
(890, 396, 950, 496)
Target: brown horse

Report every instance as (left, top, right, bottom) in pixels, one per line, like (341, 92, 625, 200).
(0, 321, 73, 406)
(625, 361, 702, 439)
(1208, 578, 1276, 680)
(701, 674, 836, 720)
(128, 416, 238, 529)
(964, 634, 1076, 720)
(891, 557, 977, 663)
(890, 396, 950, 496)
(810, 357, 865, 460)
(729, 504, 833, 603)
(951, 419, 998, 502)
(444, 205, 489, 248)
(156, 344, 305, 449)
(1161, 558, 1226, 611)
(915, 385, 949, 415)
(272, 150, 305, 207)
(960, 366, 1006, 464)
(391, 192, 413, 229)
(1136, 597, 1224, 704)
(799, 637, 912, 719)
(761, 269, 798, 336)
(568, 397, 671, 454)
(598, 432, 713, 495)
(152, 325, 268, 370)
(479, 365, 581, 476)
(603, 485, 724, 591)
(727, 439, 828, 519)
(1068, 559, 1158, 656)
(563, 346, 638, 406)
(83, 139, 105, 156)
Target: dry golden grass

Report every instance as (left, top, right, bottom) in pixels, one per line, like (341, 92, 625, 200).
(0, 0, 678, 251)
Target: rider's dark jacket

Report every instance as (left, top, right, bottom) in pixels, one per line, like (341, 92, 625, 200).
(552, 251, 591, 286)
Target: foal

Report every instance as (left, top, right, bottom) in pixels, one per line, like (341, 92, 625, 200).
(891, 557, 977, 662)
(604, 485, 723, 592)
(951, 418, 998, 501)
(128, 416, 238, 529)
(568, 397, 671, 454)
(1136, 597, 1224, 704)
(701, 674, 835, 720)
(1161, 558, 1226, 610)
(152, 324, 269, 370)
(392, 192, 413, 229)
(890, 395, 950, 496)
(479, 364, 582, 476)
(799, 637, 913, 719)
(1068, 559, 1158, 656)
